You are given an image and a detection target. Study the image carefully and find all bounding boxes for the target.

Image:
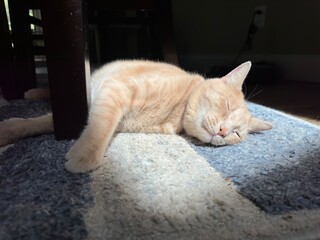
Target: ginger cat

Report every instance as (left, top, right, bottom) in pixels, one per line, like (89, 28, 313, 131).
(0, 60, 272, 173)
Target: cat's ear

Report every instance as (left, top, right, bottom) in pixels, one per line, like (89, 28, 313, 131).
(221, 61, 252, 91)
(249, 117, 272, 132)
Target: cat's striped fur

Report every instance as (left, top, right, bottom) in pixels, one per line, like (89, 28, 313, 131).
(0, 60, 272, 173)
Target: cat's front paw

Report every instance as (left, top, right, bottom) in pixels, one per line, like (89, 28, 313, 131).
(65, 141, 105, 173)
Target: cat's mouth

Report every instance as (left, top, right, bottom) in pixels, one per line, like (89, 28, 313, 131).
(201, 123, 227, 137)
(201, 126, 225, 144)
(201, 124, 239, 144)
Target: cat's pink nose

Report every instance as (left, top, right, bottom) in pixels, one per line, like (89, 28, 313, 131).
(217, 126, 227, 136)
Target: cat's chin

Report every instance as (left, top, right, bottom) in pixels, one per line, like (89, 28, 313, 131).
(210, 135, 226, 146)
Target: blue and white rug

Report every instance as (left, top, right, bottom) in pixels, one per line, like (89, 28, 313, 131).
(0, 100, 320, 239)
(189, 102, 320, 215)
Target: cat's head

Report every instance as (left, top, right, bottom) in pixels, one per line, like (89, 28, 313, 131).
(183, 61, 272, 145)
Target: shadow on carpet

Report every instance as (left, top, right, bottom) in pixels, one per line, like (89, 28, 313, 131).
(0, 100, 93, 239)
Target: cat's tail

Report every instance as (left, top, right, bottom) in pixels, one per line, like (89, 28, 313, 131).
(0, 113, 54, 147)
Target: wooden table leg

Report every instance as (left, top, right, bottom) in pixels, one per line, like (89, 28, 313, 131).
(0, 0, 37, 100)
(41, 0, 90, 140)
(0, 0, 15, 100)
(156, 0, 178, 65)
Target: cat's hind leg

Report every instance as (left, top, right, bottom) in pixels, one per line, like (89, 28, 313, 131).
(24, 88, 50, 100)
(0, 113, 54, 147)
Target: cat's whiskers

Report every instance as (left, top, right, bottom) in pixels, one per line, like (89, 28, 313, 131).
(243, 83, 248, 97)
(245, 83, 258, 99)
(246, 89, 264, 101)
(245, 83, 264, 101)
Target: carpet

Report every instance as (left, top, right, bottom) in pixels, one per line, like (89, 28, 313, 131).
(189, 103, 320, 214)
(0, 100, 320, 240)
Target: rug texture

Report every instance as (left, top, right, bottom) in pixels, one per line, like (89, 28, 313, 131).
(0, 100, 320, 240)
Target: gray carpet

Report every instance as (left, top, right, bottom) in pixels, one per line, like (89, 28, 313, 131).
(1, 100, 320, 240)
(189, 103, 320, 214)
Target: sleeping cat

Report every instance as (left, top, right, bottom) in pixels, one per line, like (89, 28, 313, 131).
(0, 60, 272, 173)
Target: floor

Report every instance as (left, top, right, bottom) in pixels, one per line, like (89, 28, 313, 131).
(245, 80, 320, 126)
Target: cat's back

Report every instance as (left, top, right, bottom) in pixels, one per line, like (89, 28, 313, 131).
(91, 59, 189, 83)
(90, 60, 203, 100)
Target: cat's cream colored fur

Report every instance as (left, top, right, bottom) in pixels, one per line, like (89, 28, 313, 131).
(0, 60, 271, 173)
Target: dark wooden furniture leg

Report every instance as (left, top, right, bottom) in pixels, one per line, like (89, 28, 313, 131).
(156, 0, 178, 65)
(0, 0, 37, 100)
(0, 0, 14, 100)
(9, 0, 37, 97)
(41, 0, 90, 140)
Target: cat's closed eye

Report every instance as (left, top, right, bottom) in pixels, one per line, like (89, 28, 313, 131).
(225, 100, 231, 115)
(232, 130, 241, 138)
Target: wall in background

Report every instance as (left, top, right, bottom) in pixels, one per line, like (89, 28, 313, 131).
(172, 0, 320, 82)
